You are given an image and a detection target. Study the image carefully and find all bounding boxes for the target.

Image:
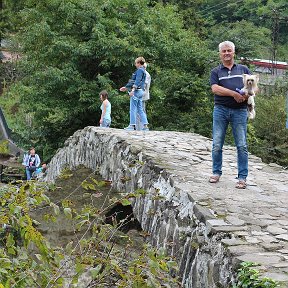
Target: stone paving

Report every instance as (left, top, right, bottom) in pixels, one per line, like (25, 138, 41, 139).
(106, 129, 288, 285)
(45, 127, 288, 286)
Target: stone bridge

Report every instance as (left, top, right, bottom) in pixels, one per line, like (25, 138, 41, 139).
(45, 127, 288, 287)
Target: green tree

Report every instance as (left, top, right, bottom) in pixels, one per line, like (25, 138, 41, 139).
(2, 0, 210, 159)
(0, 0, 28, 42)
(0, 0, 8, 44)
(257, 0, 288, 60)
(207, 20, 271, 59)
(157, 0, 209, 36)
(200, 0, 288, 60)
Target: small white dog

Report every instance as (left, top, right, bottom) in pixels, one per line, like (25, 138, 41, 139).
(240, 74, 259, 120)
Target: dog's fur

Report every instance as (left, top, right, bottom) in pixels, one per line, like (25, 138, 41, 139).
(242, 74, 259, 120)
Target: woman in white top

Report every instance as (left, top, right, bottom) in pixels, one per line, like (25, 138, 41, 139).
(99, 90, 111, 128)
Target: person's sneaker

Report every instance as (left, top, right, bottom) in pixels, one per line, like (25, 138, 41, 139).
(124, 125, 136, 131)
(142, 127, 149, 131)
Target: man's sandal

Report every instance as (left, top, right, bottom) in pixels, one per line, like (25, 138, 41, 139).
(209, 175, 220, 183)
(235, 180, 247, 189)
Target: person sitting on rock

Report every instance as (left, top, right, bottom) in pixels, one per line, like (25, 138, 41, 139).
(22, 147, 41, 180)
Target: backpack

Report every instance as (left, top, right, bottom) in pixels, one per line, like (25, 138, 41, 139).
(142, 71, 151, 101)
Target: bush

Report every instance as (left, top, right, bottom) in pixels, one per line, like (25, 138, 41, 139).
(250, 94, 288, 167)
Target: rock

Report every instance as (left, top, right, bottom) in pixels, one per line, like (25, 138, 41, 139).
(267, 226, 287, 235)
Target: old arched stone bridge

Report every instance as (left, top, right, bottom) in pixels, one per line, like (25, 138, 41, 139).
(45, 127, 288, 288)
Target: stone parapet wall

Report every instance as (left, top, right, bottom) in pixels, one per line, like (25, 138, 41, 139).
(45, 127, 288, 287)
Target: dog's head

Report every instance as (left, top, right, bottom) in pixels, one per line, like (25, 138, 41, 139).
(243, 74, 259, 88)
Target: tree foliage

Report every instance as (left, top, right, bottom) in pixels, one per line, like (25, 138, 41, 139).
(1, 0, 209, 160)
(0, 0, 287, 166)
(200, 0, 288, 60)
(250, 93, 288, 167)
(207, 20, 271, 59)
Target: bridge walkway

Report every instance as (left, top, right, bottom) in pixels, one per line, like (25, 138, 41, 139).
(115, 129, 288, 284)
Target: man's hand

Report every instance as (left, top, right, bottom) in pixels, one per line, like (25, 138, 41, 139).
(233, 91, 246, 103)
(119, 87, 127, 92)
(242, 94, 249, 101)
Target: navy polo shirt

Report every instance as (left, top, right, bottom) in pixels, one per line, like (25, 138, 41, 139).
(210, 63, 251, 109)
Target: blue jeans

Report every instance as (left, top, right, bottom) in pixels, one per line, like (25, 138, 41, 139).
(136, 100, 147, 130)
(129, 89, 148, 125)
(100, 118, 111, 128)
(25, 167, 33, 180)
(212, 105, 248, 180)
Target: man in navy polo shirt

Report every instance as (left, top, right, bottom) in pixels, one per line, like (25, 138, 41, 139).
(209, 41, 250, 189)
